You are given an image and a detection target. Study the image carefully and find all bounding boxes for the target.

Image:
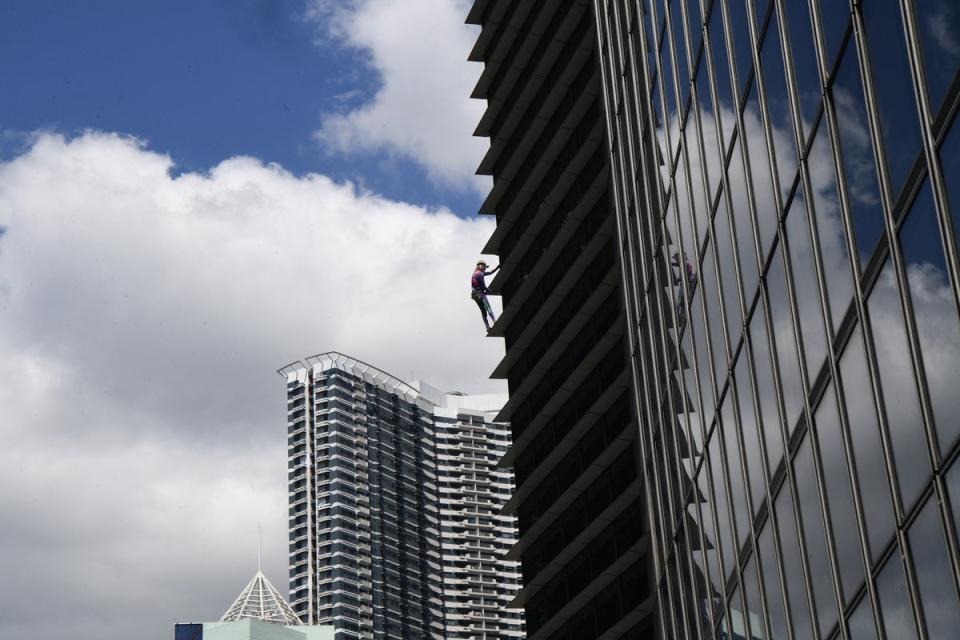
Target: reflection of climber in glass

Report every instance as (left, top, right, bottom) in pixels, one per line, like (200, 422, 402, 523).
(471, 260, 501, 332)
(672, 251, 697, 320)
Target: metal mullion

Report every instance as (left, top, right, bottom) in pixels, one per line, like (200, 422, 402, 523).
(681, 0, 740, 372)
(655, 475, 682, 639)
(763, 225, 832, 640)
(647, 0, 676, 163)
(646, 0, 681, 249)
(633, 0, 669, 224)
(671, 12, 742, 629)
(813, 28, 892, 632)
(711, 375, 763, 640)
(740, 51, 824, 615)
(593, 7, 671, 629)
(687, 452, 721, 635)
(678, 511, 711, 640)
(640, 301, 682, 631)
(856, 0, 945, 525)
(773, 165, 847, 640)
(847, 8, 935, 637)
(697, 415, 736, 633)
(701, 25, 753, 337)
(791, 114, 869, 640)
(716, 0, 771, 334)
(724, 347, 775, 640)
(654, 241, 698, 639)
(650, 246, 685, 543)
(897, 0, 960, 470)
(740, 0, 789, 228)
(661, 0, 692, 167)
(848, 2, 936, 518)
(664, 551, 693, 640)
(741, 310, 794, 640)
(753, 265, 809, 636)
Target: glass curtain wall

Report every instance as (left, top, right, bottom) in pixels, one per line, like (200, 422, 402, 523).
(593, 0, 960, 638)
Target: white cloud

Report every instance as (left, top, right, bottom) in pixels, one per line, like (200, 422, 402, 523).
(0, 132, 502, 639)
(309, 0, 489, 193)
(929, 4, 960, 57)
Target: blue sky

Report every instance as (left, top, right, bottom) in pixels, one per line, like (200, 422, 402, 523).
(0, 0, 485, 215)
(0, 3, 501, 638)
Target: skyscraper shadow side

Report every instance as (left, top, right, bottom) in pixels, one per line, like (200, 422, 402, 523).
(469, 1, 657, 638)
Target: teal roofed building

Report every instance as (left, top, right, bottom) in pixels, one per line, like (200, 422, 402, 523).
(175, 569, 334, 640)
(174, 619, 335, 640)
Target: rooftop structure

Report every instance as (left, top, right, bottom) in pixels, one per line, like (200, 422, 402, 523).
(221, 570, 302, 626)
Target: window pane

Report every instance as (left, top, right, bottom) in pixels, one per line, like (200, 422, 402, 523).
(814, 384, 866, 603)
(714, 198, 744, 346)
(758, 519, 789, 639)
(745, 86, 780, 260)
(766, 245, 804, 432)
(681, 326, 707, 458)
(938, 114, 960, 269)
(692, 295, 717, 428)
(816, 0, 850, 66)
(741, 555, 768, 639)
(862, 0, 923, 197)
(916, 0, 960, 118)
(726, 0, 754, 97)
(838, 327, 895, 558)
(749, 307, 783, 474)
(708, 0, 735, 147)
(832, 42, 884, 264)
(909, 495, 960, 639)
(695, 461, 724, 600)
(947, 459, 960, 566)
(669, 0, 690, 110)
(867, 260, 930, 510)
(847, 593, 879, 640)
(780, 0, 821, 138)
(876, 551, 920, 640)
(774, 484, 814, 640)
(703, 246, 729, 385)
(795, 433, 841, 636)
(785, 191, 828, 382)
(734, 350, 765, 513)
(708, 426, 737, 581)
(686, 126, 712, 248)
(759, 19, 799, 197)
(898, 180, 960, 454)
(720, 389, 750, 551)
(727, 139, 761, 299)
(696, 63, 722, 200)
(808, 118, 855, 336)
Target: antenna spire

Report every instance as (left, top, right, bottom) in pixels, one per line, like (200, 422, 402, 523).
(258, 523, 262, 572)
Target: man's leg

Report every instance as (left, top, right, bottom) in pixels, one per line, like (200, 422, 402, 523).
(474, 295, 491, 329)
(483, 296, 496, 323)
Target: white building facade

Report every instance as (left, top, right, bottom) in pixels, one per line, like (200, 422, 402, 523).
(278, 353, 524, 640)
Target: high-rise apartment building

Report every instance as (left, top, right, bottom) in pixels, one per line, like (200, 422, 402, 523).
(278, 352, 524, 640)
(473, 0, 960, 639)
(467, 1, 655, 638)
(433, 390, 525, 639)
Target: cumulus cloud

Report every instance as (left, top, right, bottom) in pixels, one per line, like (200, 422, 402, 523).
(308, 0, 489, 193)
(0, 132, 502, 640)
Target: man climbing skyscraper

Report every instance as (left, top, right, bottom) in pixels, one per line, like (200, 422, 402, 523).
(471, 260, 500, 332)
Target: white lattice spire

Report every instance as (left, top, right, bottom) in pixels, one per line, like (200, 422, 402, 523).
(220, 570, 302, 625)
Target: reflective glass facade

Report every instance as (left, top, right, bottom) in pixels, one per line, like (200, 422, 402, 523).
(593, 0, 960, 638)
